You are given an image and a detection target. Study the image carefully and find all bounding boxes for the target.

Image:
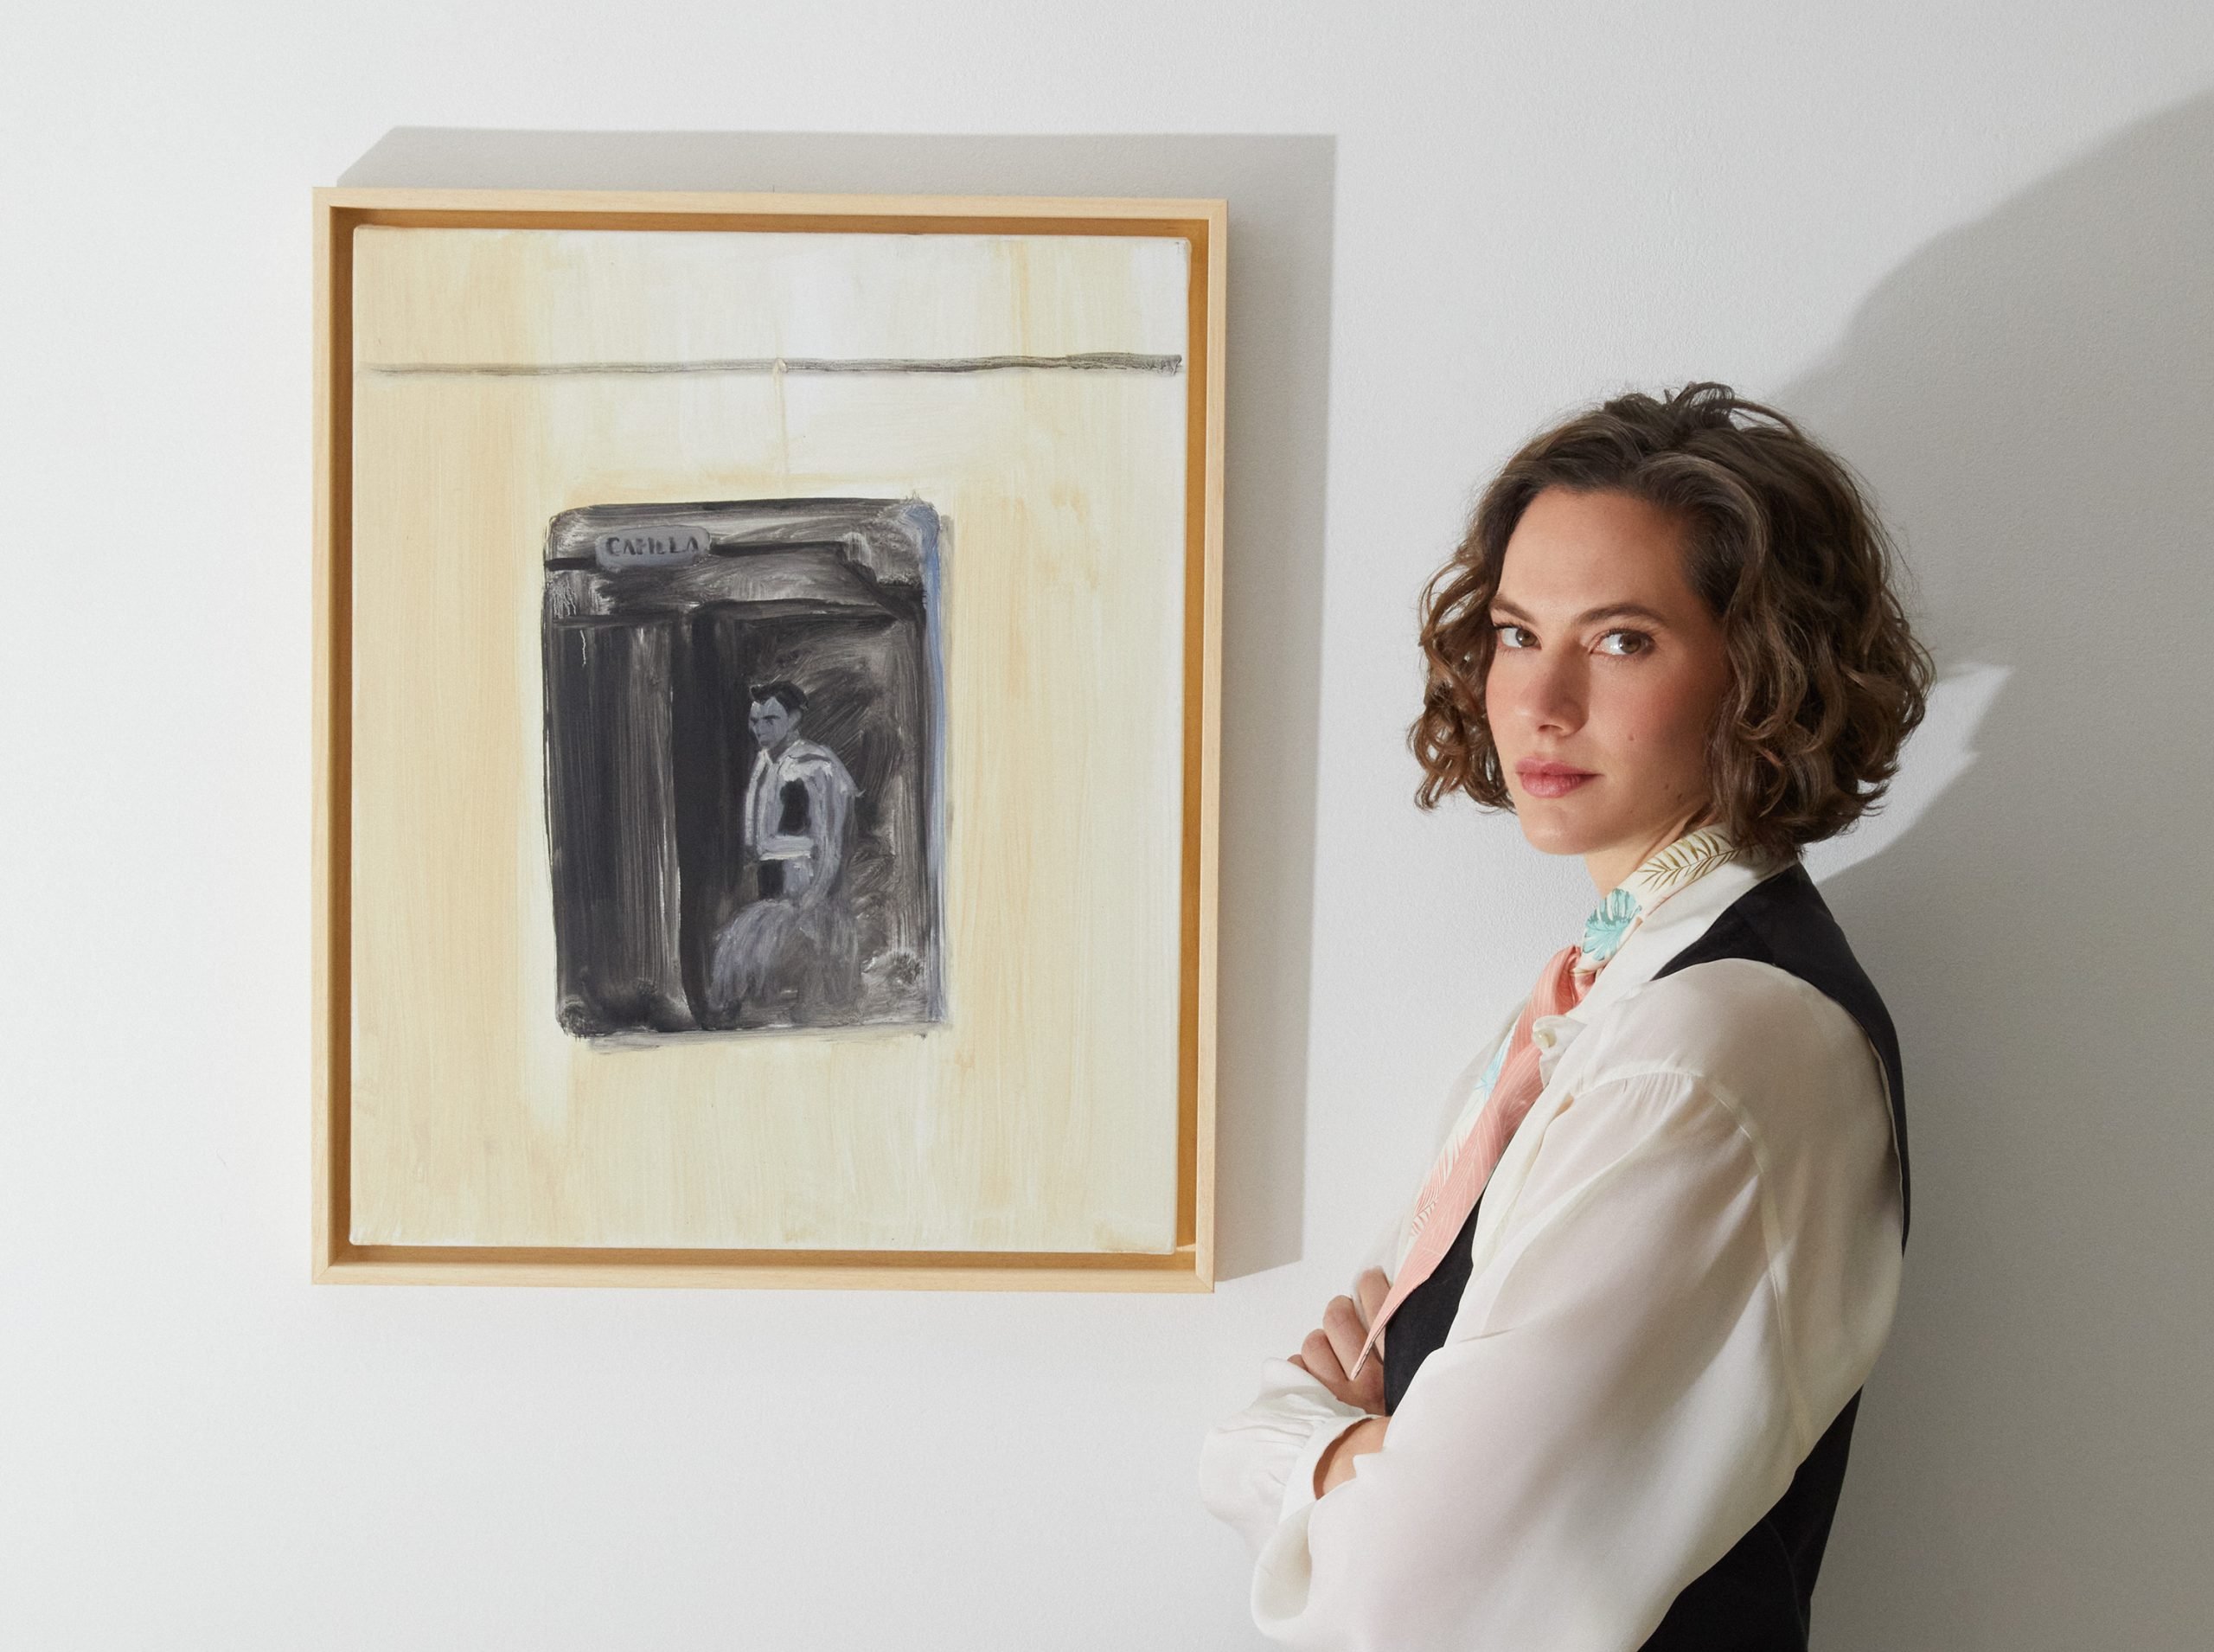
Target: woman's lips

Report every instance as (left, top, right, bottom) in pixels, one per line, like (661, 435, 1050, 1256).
(1515, 760, 1598, 799)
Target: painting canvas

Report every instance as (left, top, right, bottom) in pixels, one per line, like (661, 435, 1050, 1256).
(316, 190, 1222, 1285)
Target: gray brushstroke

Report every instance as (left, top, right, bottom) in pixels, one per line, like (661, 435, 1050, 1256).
(368, 351, 1181, 378)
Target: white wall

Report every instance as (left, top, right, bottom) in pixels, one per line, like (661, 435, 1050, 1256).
(5, 4, 2211, 1647)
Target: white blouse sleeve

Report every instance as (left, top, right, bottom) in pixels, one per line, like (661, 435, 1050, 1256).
(1232, 1047, 1897, 1652)
(1196, 1204, 1405, 1557)
(1195, 1008, 1528, 1562)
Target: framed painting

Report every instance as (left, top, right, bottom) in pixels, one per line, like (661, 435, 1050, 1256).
(311, 187, 1224, 1288)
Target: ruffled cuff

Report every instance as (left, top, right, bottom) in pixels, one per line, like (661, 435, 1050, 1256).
(1200, 1356, 1376, 1558)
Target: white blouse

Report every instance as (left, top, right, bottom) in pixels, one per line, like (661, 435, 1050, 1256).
(1197, 851, 1905, 1651)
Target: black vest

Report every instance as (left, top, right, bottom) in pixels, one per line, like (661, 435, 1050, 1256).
(1380, 862, 1909, 1651)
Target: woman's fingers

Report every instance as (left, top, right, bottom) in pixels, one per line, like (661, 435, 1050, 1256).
(1333, 1271, 1392, 1410)
(1300, 1323, 1351, 1391)
(1322, 1293, 1373, 1378)
(1354, 1266, 1390, 1329)
(1289, 1350, 1353, 1408)
(1289, 1270, 1398, 1410)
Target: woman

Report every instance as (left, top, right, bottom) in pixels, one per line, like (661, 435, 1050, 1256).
(1199, 383, 1932, 1649)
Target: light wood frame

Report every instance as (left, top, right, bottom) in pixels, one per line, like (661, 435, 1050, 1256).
(311, 187, 1225, 1289)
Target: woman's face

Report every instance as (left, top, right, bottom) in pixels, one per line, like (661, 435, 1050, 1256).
(1484, 486, 1733, 892)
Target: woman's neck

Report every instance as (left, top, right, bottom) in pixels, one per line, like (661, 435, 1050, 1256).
(1582, 810, 1716, 895)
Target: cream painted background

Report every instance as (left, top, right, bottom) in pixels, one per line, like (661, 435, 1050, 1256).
(5, 3, 2213, 1648)
(350, 227, 1188, 1249)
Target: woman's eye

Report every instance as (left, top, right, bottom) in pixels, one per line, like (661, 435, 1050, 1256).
(1597, 630, 1651, 657)
(1494, 623, 1534, 650)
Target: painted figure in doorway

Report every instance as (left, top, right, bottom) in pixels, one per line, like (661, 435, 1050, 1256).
(709, 680, 862, 1022)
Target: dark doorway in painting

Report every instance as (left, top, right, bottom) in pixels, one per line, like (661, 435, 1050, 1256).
(541, 498, 946, 1037)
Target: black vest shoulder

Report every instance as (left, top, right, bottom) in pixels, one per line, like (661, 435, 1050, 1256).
(1380, 861, 1910, 1652)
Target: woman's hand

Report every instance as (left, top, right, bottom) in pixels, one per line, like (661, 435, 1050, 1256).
(1288, 1265, 1391, 1413)
(1314, 1415, 1390, 1497)
(1282, 1267, 1393, 1495)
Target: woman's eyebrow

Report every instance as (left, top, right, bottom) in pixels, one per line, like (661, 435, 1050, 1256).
(1488, 598, 1672, 628)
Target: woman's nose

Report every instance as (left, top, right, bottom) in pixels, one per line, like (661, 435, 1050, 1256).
(1521, 656, 1585, 733)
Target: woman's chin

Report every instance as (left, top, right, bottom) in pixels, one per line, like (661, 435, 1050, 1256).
(1512, 797, 1608, 858)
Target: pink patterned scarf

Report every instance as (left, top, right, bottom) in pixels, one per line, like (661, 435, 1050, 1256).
(1347, 941, 1598, 1380)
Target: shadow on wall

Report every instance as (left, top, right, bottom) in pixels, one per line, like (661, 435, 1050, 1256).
(1782, 92, 2214, 1647)
(341, 131, 1339, 1279)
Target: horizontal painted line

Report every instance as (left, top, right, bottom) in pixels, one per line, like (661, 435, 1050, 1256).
(363, 351, 1183, 377)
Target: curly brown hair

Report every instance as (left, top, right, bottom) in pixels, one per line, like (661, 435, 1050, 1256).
(1410, 382, 1935, 862)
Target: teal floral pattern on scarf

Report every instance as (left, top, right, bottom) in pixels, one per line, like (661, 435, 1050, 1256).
(1579, 887, 1641, 969)
(1571, 828, 1742, 974)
